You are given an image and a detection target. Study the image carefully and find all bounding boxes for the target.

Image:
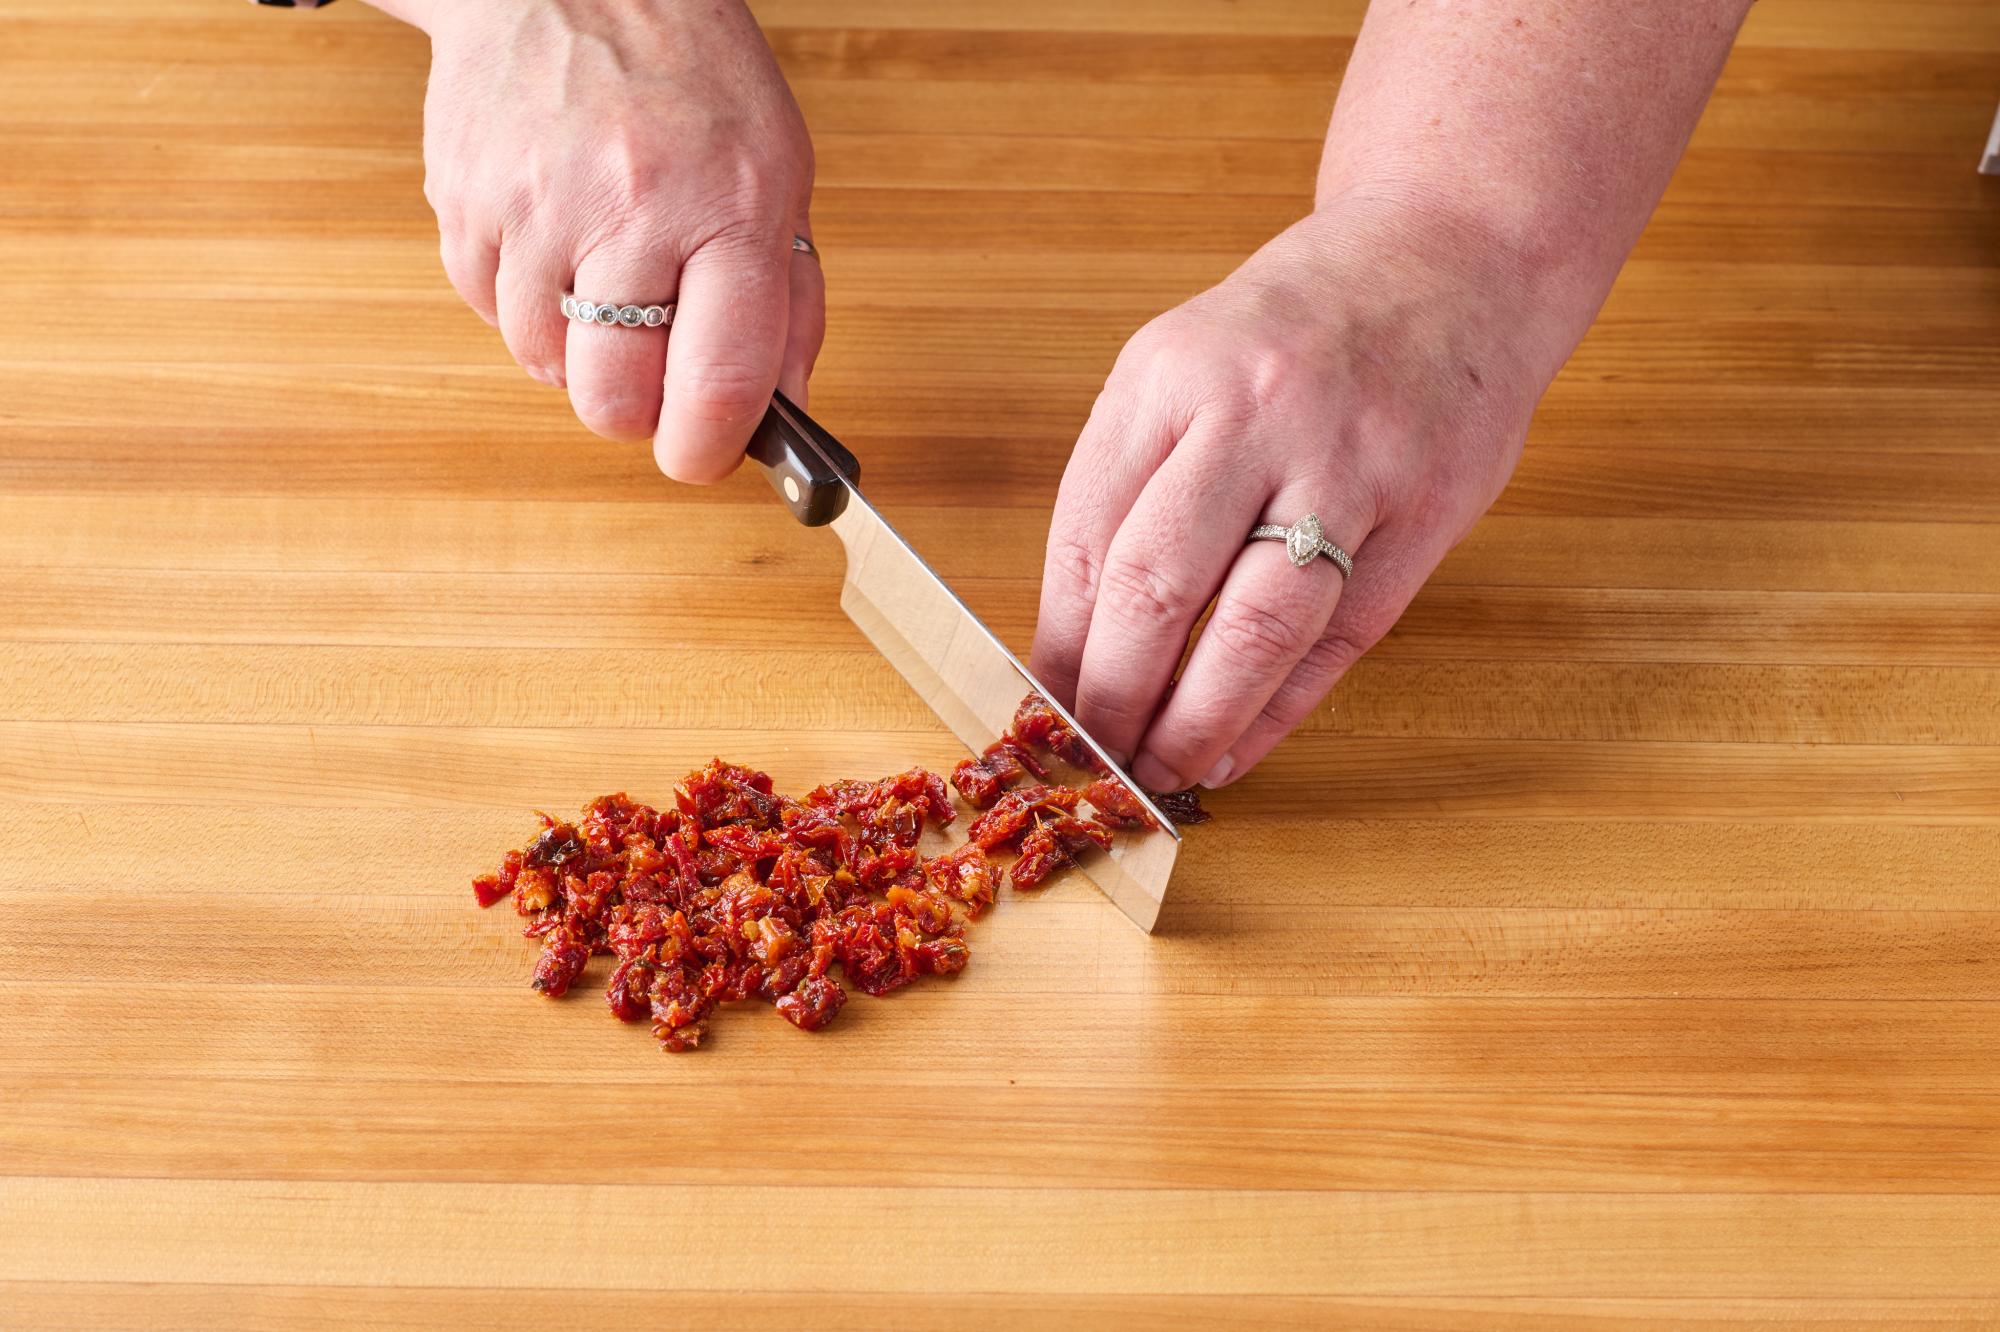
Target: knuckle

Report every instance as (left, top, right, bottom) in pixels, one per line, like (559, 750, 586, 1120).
(1209, 596, 1317, 672)
(421, 169, 453, 218)
(595, 136, 670, 208)
(437, 240, 482, 294)
(1071, 677, 1155, 738)
(1307, 623, 1382, 676)
(1254, 647, 1358, 734)
(1346, 595, 1409, 651)
(1043, 534, 1105, 604)
(1241, 342, 1306, 408)
(1097, 556, 1201, 632)
(676, 357, 773, 423)
(1199, 340, 1312, 430)
(1253, 680, 1322, 736)
(1248, 624, 1388, 737)
(568, 387, 660, 442)
(424, 179, 485, 239)
(698, 218, 791, 273)
(718, 160, 790, 221)
(1114, 317, 1171, 370)
(500, 319, 561, 380)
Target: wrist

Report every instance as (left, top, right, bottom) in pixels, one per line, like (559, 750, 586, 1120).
(1293, 183, 1591, 395)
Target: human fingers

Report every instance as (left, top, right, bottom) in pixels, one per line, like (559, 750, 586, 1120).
(1127, 489, 1372, 793)
(438, 222, 500, 329)
(493, 236, 571, 389)
(778, 230, 825, 406)
(1029, 385, 1186, 722)
(1067, 424, 1273, 766)
(1199, 522, 1440, 787)
(561, 237, 685, 440)
(654, 229, 793, 483)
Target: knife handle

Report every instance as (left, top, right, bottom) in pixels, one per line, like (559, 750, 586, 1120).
(747, 391, 860, 527)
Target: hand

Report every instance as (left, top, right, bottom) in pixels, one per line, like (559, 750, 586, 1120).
(1030, 202, 1550, 791)
(418, 0, 819, 479)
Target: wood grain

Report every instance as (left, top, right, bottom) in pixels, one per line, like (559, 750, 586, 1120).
(6, 1180, 2000, 1298)
(9, 1078, 2000, 1193)
(2, 1289, 1999, 1332)
(2, 0, 1998, 1325)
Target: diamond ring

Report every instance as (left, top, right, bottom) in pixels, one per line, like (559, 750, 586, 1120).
(560, 294, 676, 329)
(1248, 513, 1354, 580)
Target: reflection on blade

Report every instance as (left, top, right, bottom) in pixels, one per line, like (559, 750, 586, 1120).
(827, 491, 1180, 934)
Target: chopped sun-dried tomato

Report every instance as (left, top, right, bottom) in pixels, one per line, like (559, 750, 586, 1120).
(924, 841, 999, 918)
(967, 783, 1083, 850)
(530, 936, 590, 997)
(1011, 694, 1108, 775)
(950, 738, 1044, 807)
(472, 761, 968, 1050)
(524, 823, 585, 869)
(1149, 788, 1213, 826)
(468, 694, 1210, 1052)
(1080, 778, 1156, 830)
(1011, 814, 1117, 889)
(948, 759, 1006, 810)
(775, 974, 846, 1031)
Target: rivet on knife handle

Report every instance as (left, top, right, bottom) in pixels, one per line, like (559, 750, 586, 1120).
(747, 391, 861, 527)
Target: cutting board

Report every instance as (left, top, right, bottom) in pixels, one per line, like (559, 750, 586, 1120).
(4, 0, 2000, 1323)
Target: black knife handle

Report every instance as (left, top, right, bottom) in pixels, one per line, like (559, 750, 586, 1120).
(747, 391, 860, 527)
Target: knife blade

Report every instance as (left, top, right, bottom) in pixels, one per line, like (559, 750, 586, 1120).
(747, 392, 1181, 932)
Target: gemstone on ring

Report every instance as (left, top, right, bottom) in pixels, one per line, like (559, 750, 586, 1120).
(1285, 513, 1326, 568)
(561, 295, 674, 328)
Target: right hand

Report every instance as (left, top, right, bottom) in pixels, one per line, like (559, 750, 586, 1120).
(417, 0, 821, 480)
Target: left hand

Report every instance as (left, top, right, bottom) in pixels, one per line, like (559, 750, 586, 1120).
(1030, 201, 1551, 791)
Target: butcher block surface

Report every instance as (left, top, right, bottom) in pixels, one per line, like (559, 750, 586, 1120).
(4, 1, 2000, 1325)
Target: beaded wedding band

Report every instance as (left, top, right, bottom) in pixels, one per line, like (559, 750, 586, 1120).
(560, 294, 676, 329)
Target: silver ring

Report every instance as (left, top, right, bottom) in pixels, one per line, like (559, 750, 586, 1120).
(1249, 512, 1353, 580)
(792, 234, 818, 258)
(560, 294, 675, 329)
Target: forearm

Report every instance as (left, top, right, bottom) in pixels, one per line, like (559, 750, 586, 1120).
(1318, 0, 1752, 387)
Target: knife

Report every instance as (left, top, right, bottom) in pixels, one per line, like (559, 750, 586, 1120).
(746, 391, 1181, 933)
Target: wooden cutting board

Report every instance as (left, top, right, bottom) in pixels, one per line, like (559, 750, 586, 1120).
(3, 1, 1999, 1324)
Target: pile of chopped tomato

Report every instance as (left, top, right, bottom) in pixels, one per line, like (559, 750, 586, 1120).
(471, 695, 1206, 1051)
(950, 694, 1207, 887)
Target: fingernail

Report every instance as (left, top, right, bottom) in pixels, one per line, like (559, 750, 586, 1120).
(1198, 756, 1235, 789)
(1130, 752, 1180, 792)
